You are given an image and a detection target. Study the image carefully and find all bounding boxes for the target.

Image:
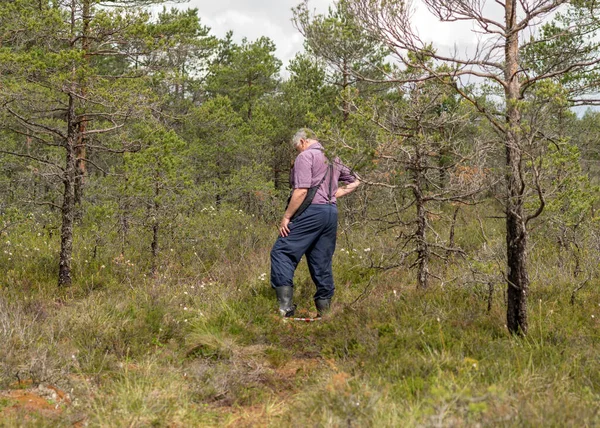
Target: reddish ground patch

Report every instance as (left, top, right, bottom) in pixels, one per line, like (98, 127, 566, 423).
(209, 404, 270, 428)
(274, 357, 321, 380)
(0, 384, 70, 420)
(205, 357, 322, 426)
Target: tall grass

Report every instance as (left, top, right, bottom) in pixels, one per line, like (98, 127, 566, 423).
(0, 204, 598, 426)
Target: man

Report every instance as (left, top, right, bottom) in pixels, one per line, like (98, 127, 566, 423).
(270, 128, 360, 318)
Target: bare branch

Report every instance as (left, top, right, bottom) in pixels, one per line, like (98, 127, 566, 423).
(521, 58, 600, 94)
(84, 123, 125, 136)
(6, 108, 66, 139)
(27, 199, 62, 210)
(0, 149, 64, 171)
(2, 128, 60, 147)
(360, 179, 399, 189)
(514, 0, 569, 34)
(80, 142, 141, 153)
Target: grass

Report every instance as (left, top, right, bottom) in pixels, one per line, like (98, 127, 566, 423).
(0, 205, 599, 426)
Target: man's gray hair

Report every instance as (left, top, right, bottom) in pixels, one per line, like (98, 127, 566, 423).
(291, 128, 318, 149)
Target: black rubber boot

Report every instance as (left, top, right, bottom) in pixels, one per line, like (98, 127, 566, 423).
(275, 286, 296, 317)
(315, 299, 331, 317)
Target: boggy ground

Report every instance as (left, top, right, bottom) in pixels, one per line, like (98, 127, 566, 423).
(1, 271, 598, 427)
(0, 209, 599, 426)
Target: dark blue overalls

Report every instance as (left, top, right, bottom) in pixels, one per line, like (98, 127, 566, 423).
(270, 204, 338, 301)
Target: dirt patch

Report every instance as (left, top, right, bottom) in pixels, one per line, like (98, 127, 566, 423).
(0, 383, 70, 420)
(274, 357, 321, 381)
(203, 357, 322, 426)
(209, 404, 270, 427)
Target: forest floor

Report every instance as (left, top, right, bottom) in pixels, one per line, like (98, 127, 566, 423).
(1, 210, 599, 426)
(1, 272, 598, 427)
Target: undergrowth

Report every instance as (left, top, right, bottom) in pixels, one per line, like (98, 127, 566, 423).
(0, 205, 598, 426)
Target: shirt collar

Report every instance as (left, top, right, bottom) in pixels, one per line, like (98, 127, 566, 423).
(307, 142, 324, 151)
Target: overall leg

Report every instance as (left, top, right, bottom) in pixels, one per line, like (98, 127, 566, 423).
(270, 206, 325, 315)
(305, 206, 338, 314)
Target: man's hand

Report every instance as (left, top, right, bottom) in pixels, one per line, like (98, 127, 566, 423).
(279, 188, 308, 237)
(279, 216, 291, 237)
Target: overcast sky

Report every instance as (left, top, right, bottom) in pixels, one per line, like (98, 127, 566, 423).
(157, 1, 593, 114)
(162, 0, 489, 71)
(163, 0, 562, 77)
(168, 0, 332, 69)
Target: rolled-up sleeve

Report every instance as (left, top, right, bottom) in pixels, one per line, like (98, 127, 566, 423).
(336, 159, 356, 184)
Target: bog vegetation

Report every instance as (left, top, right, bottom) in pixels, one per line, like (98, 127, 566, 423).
(0, 0, 599, 426)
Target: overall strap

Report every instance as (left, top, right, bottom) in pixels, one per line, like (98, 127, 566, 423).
(316, 159, 330, 189)
(312, 146, 334, 204)
(326, 163, 334, 204)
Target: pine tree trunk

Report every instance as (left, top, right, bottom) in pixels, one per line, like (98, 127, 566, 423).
(342, 57, 349, 122)
(413, 146, 429, 289)
(504, 0, 528, 335)
(74, 0, 90, 208)
(120, 177, 130, 255)
(415, 194, 429, 289)
(151, 220, 159, 275)
(151, 178, 160, 275)
(505, 199, 528, 334)
(58, 93, 77, 286)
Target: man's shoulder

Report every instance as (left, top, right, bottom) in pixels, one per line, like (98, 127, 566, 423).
(296, 146, 322, 162)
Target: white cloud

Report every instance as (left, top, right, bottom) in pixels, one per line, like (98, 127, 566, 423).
(171, 0, 333, 67)
(214, 10, 253, 26)
(166, 0, 475, 70)
(160, 0, 554, 73)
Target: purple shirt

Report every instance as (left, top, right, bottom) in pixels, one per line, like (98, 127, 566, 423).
(291, 142, 357, 205)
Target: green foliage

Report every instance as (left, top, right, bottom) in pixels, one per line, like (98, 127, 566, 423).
(293, 0, 390, 80)
(185, 96, 250, 184)
(182, 96, 282, 218)
(145, 7, 218, 112)
(521, 3, 600, 93)
(278, 53, 338, 128)
(292, 0, 393, 125)
(0, 201, 600, 424)
(124, 125, 191, 201)
(542, 142, 597, 226)
(205, 36, 281, 120)
(1, 0, 600, 424)
(572, 110, 600, 179)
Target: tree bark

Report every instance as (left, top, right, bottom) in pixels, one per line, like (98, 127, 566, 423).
(120, 177, 130, 255)
(151, 175, 160, 275)
(151, 220, 159, 275)
(413, 145, 429, 289)
(74, 0, 90, 208)
(504, 0, 528, 335)
(342, 57, 349, 122)
(58, 92, 77, 286)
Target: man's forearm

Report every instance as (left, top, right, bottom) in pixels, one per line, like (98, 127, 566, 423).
(284, 188, 308, 219)
(335, 180, 360, 198)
